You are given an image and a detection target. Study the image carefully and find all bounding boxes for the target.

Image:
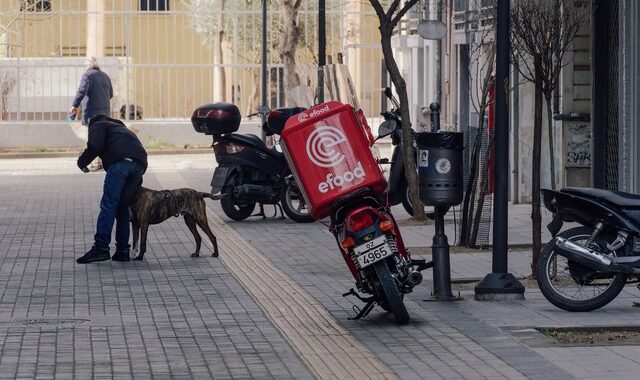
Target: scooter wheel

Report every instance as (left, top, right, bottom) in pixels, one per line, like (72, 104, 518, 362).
(221, 195, 256, 221)
(280, 182, 315, 223)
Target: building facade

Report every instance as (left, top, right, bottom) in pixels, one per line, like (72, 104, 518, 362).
(445, 0, 640, 201)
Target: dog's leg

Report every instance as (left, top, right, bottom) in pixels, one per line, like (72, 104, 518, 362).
(133, 224, 149, 261)
(195, 217, 218, 258)
(184, 214, 202, 257)
(131, 221, 140, 255)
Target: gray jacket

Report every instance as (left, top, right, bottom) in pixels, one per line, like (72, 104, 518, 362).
(72, 68, 113, 125)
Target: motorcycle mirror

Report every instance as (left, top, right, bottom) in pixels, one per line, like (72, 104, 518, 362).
(377, 119, 397, 140)
(383, 87, 400, 109)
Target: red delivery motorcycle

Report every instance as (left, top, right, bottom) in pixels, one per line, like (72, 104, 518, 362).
(280, 65, 429, 324)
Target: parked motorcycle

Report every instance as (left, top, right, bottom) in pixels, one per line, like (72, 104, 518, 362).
(280, 64, 429, 324)
(537, 187, 640, 311)
(191, 103, 314, 223)
(379, 88, 434, 219)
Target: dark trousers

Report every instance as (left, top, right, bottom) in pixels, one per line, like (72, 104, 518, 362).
(94, 159, 144, 252)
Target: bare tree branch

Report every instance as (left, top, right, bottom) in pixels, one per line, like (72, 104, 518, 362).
(391, 0, 420, 27)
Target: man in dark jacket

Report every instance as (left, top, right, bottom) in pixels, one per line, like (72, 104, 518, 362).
(70, 57, 113, 126)
(76, 114, 148, 264)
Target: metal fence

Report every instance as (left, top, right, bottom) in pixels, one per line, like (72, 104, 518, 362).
(0, 0, 367, 122)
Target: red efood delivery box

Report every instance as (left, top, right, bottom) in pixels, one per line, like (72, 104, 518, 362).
(280, 101, 387, 219)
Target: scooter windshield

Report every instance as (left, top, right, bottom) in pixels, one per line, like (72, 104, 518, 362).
(318, 64, 361, 111)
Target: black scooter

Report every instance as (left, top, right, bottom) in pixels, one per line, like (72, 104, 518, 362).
(379, 88, 434, 219)
(537, 187, 640, 311)
(191, 103, 314, 223)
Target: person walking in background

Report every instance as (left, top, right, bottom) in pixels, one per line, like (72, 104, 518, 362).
(69, 56, 113, 126)
(76, 114, 148, 264)
(70, 56, 113, 171)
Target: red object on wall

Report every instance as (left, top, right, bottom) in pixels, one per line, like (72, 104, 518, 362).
(280, 101, 387, 219)
(488, 77, 495, 194)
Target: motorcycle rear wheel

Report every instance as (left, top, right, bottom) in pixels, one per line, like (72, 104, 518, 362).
(221, 196, 256, 221)
(220, 173, 256, 221)
(374, 261, 409, 324)
(536, 227, 628, 312)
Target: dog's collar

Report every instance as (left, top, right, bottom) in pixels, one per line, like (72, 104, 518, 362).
(162, 190, 180, 217)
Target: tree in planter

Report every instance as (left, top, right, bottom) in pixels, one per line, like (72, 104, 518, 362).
(368, 0, 425, 221)
(510, 0, 590, 275)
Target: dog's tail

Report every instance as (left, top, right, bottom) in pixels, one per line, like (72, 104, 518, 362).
(200, 192, 226, 201)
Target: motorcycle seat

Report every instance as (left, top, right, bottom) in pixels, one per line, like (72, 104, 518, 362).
(229, 133, 284, 158)
(231, 133, 264, 147)
(562, 187, 640, 207)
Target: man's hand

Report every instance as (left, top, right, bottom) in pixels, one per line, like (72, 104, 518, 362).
(69, 106, 78, 116)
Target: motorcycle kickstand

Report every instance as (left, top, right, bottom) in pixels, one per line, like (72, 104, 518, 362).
(275, 203, 285, 219)
(342, 288, 376, 320)
(252, 203, 267, 219)
(349, 301, 376, 320)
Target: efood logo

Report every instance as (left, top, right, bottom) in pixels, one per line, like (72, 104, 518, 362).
(305, 126, 347, 168)
(297, 104, 331, 122)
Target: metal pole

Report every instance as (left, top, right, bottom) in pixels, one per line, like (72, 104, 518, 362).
(261, 0, 268, 140)
(474, 0, 524, 301)
(435, 0, 442, 103)
(317, 0, 326, 103)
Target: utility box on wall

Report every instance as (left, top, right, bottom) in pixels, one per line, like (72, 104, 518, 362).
(564, 121, 591, 187)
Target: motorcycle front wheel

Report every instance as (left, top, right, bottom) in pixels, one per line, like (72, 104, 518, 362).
(374, 261, 409, 324)
(536, 227, 628, 312)
(280, 181, 314, 223)
(401, 182, 435, 220)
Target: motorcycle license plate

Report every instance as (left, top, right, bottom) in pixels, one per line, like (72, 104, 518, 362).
(354, 235, 393, 269)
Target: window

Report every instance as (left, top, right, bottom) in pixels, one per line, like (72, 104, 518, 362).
(20, 0, 51, 12)
(140, 0, 169, 11)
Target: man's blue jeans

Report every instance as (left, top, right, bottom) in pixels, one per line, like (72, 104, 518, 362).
(94, 159, 144, 252)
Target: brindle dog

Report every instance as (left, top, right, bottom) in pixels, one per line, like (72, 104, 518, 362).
(130, 187, 222, 260)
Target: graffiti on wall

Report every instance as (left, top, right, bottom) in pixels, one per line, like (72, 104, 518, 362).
(565, 122, 591, 168)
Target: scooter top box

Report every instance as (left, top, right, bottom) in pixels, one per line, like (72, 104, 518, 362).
(191, 102, 241, 135)
(280, 101, 387, 220)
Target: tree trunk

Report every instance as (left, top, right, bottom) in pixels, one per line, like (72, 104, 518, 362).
(545, 93, 556, 190)
(246, 68, 260, 116)
(379, 24, 426, 221)
(213, 0, 226, 102)
(276, 0, 301, 106)
(531, 64, 543, 277)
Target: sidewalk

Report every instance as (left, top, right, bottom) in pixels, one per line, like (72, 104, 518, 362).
(1, 154, 639, 379)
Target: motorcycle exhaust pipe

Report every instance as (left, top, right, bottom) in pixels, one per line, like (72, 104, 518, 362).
(555, 237, 612, 268)
(554, 237, 640, 274)
(232, 184, 273, 203)
(406, 270, 423, 286)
